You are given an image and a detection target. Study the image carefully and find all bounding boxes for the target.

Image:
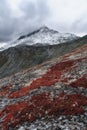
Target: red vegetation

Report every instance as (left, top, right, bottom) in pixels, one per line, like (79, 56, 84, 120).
(0, 84, 12, 97)
(1, 92, 87, 130)
(61, 77, 73, 84)
(1, 44, 87, 130)
(9, 60, 75, 98)
(9, 56, 86, 99)
(70, 74, 87, 88)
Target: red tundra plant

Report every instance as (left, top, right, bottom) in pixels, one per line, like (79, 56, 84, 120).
(8, 60, 75, 98)
(70, 74, 87, 88)
(0, 84, 12, 97)
(0, 92, 87, 130)
(9, 56, 86, 99)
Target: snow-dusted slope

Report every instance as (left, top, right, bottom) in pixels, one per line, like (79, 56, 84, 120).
(0, 26, 78, 51)
(16, 26, 78, 45)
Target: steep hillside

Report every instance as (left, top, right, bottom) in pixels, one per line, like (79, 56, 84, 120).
(0, 35, 87, 79)
(0, 44, 87, 130)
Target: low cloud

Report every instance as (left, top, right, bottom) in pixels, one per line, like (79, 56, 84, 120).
(0, 0, 50, 42)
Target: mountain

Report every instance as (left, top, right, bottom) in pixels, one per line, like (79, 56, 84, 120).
(0, 43, 87, 130)
(0, 26, 78, 51)
(0, 33, 87, 79)
(17, 26, 78, 45)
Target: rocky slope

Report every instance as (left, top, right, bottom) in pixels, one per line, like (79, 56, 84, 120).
(0, 43, 87, 130)
(0, 34, 87, 79)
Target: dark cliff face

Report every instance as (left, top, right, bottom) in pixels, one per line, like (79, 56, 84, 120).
(0, 43, 87, 130)
(0, 35, 87, 79)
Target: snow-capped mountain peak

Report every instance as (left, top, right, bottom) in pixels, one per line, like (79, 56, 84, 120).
(39, 26, 50, 32)
(38, 26, 58, 34)
(0, 26, 79, 51)
(16, 26, 78, 45)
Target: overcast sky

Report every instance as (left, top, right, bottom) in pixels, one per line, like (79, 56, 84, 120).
(0, 0, 87, 43)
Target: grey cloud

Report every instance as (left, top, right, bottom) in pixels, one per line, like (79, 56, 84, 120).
(20, 0, 50, 21)
(16, 0, 50, 34)
(0, 0, 50, 42)
(0, 0, 16, 41)
(69, 13, 87, 35)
